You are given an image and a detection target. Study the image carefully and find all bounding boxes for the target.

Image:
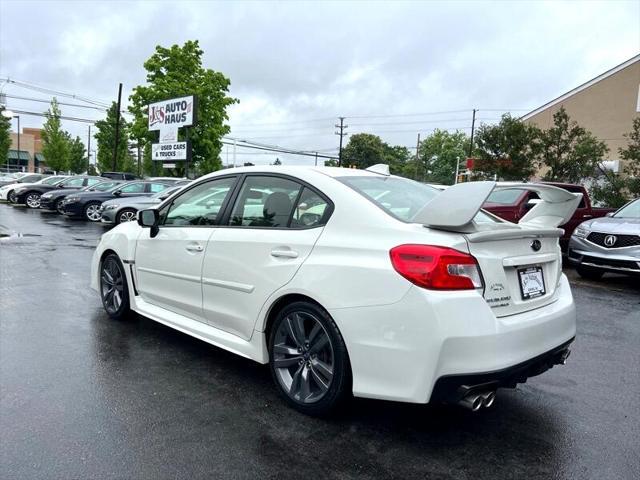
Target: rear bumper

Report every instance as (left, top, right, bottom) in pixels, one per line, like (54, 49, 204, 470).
(430, 338, 573, 403)
(330, 274, 576, 404)
(568, 236, 640, 275)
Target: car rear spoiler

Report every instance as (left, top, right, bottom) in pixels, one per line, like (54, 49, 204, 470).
(414, 181, 582, 230)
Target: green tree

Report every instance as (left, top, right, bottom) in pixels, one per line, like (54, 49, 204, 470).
(41, 98, 70, 172)
(473, 114, 540, 181)
(272, 158, 282, 165)
(403, 129, 469, 184)
(67, 136, 87, 174)
(341, 133, 409, 174)
(0, 107, 11, 168)
(95, 102, 134, 173)
(129, 40, 238, 176)
(591, 116, 640, 207)
(536, 107, 608, 183)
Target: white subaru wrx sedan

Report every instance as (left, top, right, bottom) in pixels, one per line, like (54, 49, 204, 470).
(91, 165, 578, 415)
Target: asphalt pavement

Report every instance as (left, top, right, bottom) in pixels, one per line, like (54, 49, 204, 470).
(1, 203, 639, 480)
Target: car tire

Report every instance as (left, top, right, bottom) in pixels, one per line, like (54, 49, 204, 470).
(84, 201, 102, 222)
(117, 208, 138, 224)
(577, 265, 604, 280)
(268, 300, 351, 416)
(8, 190, 16, 203)
(25, 192, 42, 209)
(100, 253, 131, 320)
(55, 199, 65, 214)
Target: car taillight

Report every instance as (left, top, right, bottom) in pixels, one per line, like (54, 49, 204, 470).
(389, 244, 483, 290)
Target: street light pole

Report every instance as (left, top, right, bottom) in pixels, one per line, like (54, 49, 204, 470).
(17, 115, 20, 171)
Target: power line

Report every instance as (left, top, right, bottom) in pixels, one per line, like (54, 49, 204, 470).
(3, 94, 109, 111)
(1, 78, 111, 107)
(6, 108, 97, 124)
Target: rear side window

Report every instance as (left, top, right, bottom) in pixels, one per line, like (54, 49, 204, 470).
(120, 183, 145, 194)
(149, 183, 169, 193)
(229, 176, 301, 227)
(86, 178, 102, 186)
(291, 188, 330, 228)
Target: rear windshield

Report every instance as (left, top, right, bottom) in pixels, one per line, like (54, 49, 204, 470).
(485, 189, 523, 205)
(338, 176, 441, 222)
(339, 175, 500, 224)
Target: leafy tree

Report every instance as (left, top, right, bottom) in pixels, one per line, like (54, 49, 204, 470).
(67, 136, 87, 174)
(536, 107, 608, 183)
(41, 98, 70, 172)
(591, 116, 640, 207)
(272, 158, 282, 165)
(129, 40, 239, 176)
(403, 129, 469, 184)
(0, 106, 11, 168)
(87, 163, 98, 176)
(473, 115, 540, 181)
(341, 133, 409, 174)
(324, 159, 338, 167)
(95, 102, 134, 173)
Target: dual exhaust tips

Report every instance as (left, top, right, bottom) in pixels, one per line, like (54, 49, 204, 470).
(459, 391, 496, 411)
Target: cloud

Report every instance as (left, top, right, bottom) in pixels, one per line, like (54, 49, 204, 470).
(1, 0, 638, 165)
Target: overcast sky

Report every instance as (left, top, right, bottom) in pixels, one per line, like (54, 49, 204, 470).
(0, 0, 638, 165)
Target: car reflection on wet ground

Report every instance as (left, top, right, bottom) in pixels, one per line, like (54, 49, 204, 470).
(1, 204, 638, 479)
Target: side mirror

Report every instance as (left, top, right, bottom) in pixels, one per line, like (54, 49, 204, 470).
(57, 184, 65, 188)
(606, 212, 614, 217)
(138, 209, 160, 237)
(113, 189, 122, 196)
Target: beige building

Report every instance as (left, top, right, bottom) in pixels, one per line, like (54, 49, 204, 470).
(8, 127, 46, 172)
(522, 54, 640, 175)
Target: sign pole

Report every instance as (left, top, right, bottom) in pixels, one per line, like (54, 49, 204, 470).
(112, 83, 123, 171)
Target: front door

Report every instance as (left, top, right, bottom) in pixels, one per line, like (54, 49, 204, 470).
(135, 176, 238, 322)
(202, 175, 331, 340)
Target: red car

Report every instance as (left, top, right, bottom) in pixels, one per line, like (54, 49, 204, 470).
(483, 182, 615, 251)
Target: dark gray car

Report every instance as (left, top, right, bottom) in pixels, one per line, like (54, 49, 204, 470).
(568, 198, 640, 278)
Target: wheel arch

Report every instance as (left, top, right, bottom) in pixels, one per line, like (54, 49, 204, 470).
(262, 292, 331, 345)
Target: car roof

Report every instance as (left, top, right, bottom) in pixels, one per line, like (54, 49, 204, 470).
(198, 165, 383, 182)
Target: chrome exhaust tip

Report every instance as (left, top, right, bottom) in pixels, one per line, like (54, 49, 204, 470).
(560, 349, 571, 365)
(459, 393, 484, 412)
(481, 391, 496, 408)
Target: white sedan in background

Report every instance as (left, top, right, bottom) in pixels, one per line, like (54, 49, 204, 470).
(91, 165, 579, 415)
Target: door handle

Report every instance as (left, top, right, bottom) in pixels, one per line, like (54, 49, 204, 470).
(583, 214, 593, 219)
(185, 244, 204, 252)
(271, 249, 298, 259)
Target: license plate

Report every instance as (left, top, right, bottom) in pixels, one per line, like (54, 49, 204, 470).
(518, 266, 546, 300)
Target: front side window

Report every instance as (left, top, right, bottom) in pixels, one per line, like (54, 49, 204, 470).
(89, 181, 119, 192)
(229, 176, 302, 227)
(163, 177, 236, 226)
(86, 178, 102, 186)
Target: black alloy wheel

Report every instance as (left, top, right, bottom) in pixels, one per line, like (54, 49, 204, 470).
(100, 253, 130, 319)
(269, 301, 351, 416)
(55, 198, 65, 214)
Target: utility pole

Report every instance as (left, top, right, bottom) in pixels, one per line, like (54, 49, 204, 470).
(112, 83, 122, 171)
(137, 142, 141, 177)
(314, 152, 318, 166)
(86, 125, 91, 172)
(414, 132, 421, 180)
(335, 117, 347, 167)
(468, 108, 477, 157)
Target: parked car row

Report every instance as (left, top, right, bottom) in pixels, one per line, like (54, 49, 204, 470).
(0, 173, 189, 224)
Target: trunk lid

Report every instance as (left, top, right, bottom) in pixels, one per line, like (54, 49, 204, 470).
(415, 181, 581, 316)
(464, 226, 563, 316)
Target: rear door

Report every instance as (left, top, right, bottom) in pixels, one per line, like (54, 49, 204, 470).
(201, 174, 331, 340)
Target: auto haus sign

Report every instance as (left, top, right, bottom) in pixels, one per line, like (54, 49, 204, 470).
(148, 96, 195, 131)
(148, 95, 196, 168)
